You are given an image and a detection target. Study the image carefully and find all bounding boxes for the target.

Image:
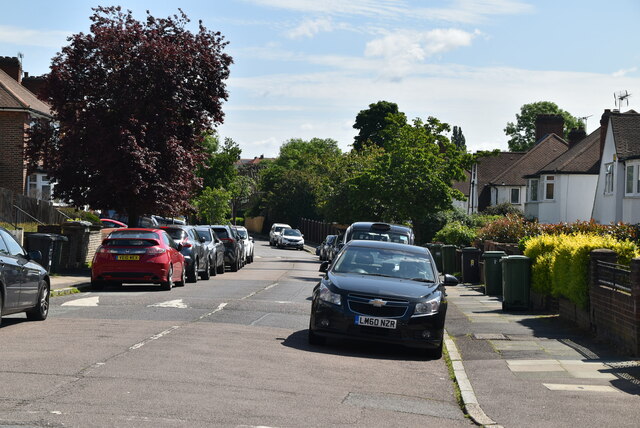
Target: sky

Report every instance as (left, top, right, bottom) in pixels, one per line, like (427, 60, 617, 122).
(2, 0, 639, 158)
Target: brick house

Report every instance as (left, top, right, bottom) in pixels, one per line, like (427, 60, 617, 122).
(0, 56, 53, 198)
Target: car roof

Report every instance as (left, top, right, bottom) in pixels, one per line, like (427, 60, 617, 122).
(109, 228, 163, 233)
(344, 240, 427, 254)
(348, 222, 412, 233)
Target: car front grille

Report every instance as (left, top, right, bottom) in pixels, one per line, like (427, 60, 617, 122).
(347, 293, 409, 318)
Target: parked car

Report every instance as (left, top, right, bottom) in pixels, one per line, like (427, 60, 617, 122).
(319, 234, 338, 261)
(0, 227, 50, 325)
(92, 228, 185, 290)
(339, 222, 414, 250)
(100, 218, 128, 228)
(195, 226, 226, 276)
(160, 225, 210, 282)
(234, 226, 254, 264)
(276, 228, 305, 250)
(211, 225, 244, 272)
(269, 223, 291, 246)
(308, 240, 458, 359)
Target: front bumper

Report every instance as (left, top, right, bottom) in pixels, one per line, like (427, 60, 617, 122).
(279, 240, 304, 249)
(310, 300, 446, 349)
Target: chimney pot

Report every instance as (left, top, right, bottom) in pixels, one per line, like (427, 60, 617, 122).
(535, 114, 564, 144)
(0, 56, 22, 83)
(568, 128, 586, 148)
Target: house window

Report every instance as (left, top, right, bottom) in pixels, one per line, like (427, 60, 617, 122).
(544, 175, 555, 200)
(510, 188, 520, 204)
(604, 163, 614, 194)
(528, 179, 539, 202)
(625, 162, 640, 196)
(27, 173, 52, 201)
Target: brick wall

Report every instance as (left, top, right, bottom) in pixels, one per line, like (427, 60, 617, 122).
(0, 112, 29, 194)
(37, 223, 103, 269)
(588, 250, 640, 356)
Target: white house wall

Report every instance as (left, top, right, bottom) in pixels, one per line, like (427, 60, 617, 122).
(592, 125, 619, 223)
(622, 197, 640, 223)
(495, 186, 526, 212)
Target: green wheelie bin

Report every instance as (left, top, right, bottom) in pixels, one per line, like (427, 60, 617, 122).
(501, 255, 531, 311)
(441, 245, 457, 275)
(482, 251, 506, 296)
(461, 247, 481, 284)
(430, 243, 443, 273)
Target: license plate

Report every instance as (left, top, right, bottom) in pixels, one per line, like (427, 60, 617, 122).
(355, 316, 397, 329)
(116, 255, 140, 261)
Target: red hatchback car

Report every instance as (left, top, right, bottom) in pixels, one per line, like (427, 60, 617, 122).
(91, 228, 185, 290)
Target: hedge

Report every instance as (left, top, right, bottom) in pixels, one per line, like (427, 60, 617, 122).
(523, 233, 639, 309)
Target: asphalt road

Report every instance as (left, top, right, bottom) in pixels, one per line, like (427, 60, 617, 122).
(0, 238, 471, 427)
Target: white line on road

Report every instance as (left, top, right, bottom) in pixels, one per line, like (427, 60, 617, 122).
(240, 282, 278, 300)
(62, 296, 100, 306)
(148, 299, 188, 308)
(129, 326, 181, 350)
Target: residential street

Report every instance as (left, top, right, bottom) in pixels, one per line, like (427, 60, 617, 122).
(0, 238, 469, 427)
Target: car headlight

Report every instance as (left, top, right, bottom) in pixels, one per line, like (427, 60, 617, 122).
(414, 292, 442, 316)
(318, 283, 341, 305)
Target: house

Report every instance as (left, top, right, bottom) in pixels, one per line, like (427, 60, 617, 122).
(0, 56, 53, 199)
(524, 127, 601, 223)
(591, 109, 640, 224)
(486, 115, 569, 212)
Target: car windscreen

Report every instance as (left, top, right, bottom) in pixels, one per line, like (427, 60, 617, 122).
(274, 226, 286, 233)
(351, 231, 409, 244)
(213, 228, 229, 239)
(196, 229, 212, 242)
(326, 235, 336, 244)
(108, 231, 159, 240)
(283, 229, 301, 237)
(163, 229, 187, 241)
(236, 229, 248, 239)
(332, 246, 435, 282)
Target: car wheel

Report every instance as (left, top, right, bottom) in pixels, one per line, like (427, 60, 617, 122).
(201, 258, 211, 280)
(423, 340, 444, 360)
(187, 259, 198, 283)
(308, 328, 326, 346)
(161, 265, 174, 290)
(91, 279, 105, 290)
(0, 293, 3, 326)
(26, 280, 50, 321)
(217, 258, 225, 274)
(211, 257, 217, 276)
(175, 264, 186, 287)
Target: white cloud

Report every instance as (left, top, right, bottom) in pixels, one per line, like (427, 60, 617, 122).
(287, 17, 334, 39)
(0, 25, 70, 48)
(612, 67, 638, 77)
(364, 29, 480, 80)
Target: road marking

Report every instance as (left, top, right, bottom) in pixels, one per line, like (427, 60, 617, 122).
(250, 313, 270, 326)
(130, 326, 180, 350)
(543, 384, 619, 393)
(241, 282, 278, 300)
(148, 299, 188, 308)
(62, 296, 99, 306)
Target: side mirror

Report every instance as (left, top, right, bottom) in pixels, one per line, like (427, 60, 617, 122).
(250, 237, 254, 242)
(319, 261, 330, 272)
(337, 243, 344, 250)
(28, 250, 43, 262)
(443, 274, 459, 286)
(176, 243, 184, 251)
(200, 236, 206, 243)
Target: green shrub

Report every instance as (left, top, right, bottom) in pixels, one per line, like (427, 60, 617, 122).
(524, 233, 640, 309)
(433, 221, 477, 247)
(482, 202, 523, 216)
(476, 213, 538, 243)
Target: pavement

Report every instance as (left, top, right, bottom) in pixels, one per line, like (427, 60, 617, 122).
(47, 251, 640, 427)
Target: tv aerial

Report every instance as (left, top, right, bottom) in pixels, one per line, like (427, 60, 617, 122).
(614, 90, 631, 109)
(578, 115, 592, 130)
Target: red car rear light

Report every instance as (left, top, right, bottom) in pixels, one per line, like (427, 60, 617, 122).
(221, 238, 235, 244)
(98, 246, 119, 254)
(146, 247, 167, 255)
(181, 238, 192, 248)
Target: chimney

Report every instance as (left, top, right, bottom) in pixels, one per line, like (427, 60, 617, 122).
(0, 56, 22, 83)
(535, 114, 564, 143)
(568, 128, 586, 148)
(22, 75, 47, 99)
(599, 109, 612, 159)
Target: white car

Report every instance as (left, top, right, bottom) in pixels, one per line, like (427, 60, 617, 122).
(234, 226, 254, 264)
(269, 223, 291, 246)
(276, 228, 305, 250)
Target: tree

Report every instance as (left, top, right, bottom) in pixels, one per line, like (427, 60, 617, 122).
(27, 7, 232, 226)
(199, 132, 241, 191)
(229, 174, 256, 224)
(452, 126, 466, 151)
(504, 101, 582, 152)
(193, 187, 231, 225)
(352, 101, 407, 151)
(257, 138, 342, 226)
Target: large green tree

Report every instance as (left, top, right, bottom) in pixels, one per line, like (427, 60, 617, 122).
(504, 101, 582, 152)
(27, 7, 232, 226)
(352, 101, 407, 151)
(257, 138, 342, 226)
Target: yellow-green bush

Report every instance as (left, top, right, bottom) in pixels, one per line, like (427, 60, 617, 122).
(524, 233, 639, 309)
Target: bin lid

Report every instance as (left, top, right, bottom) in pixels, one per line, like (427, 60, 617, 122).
(27, 233, 68, 241)
(502, 255, 530, 261)
(482, 251, 507, 259)
(442, 244, 456, 248)
(461, 246, 480, 252)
